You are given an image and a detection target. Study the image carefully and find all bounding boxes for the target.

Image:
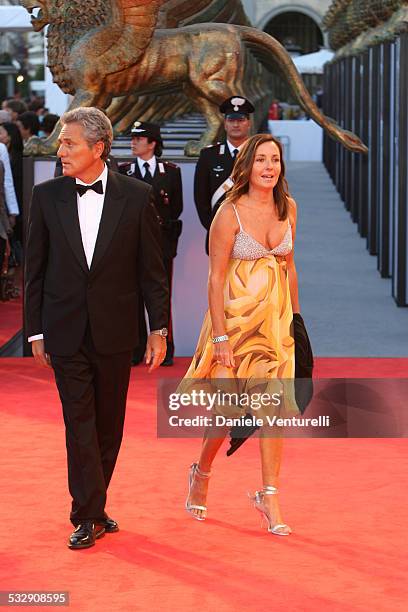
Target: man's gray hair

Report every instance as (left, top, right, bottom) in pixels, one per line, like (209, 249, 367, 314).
(61, 107, 113, 161)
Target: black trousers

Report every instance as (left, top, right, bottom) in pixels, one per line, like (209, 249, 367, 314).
(51, 325, 132, 525)
(133, 257, 174, 362)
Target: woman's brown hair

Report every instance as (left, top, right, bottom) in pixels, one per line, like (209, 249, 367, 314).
(224, 134, 290, 220)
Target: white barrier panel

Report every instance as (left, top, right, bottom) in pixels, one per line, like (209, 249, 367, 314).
(268, 120, 323, 161)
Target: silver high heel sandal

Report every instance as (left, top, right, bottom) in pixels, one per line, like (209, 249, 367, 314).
(249, 485, 292, 536)
(185, 462, 211, 521)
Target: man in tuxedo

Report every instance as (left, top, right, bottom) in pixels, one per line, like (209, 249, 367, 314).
(120, 121, 183, 366)
(25, 107, 169, 549)
(194, 96, 254, 253)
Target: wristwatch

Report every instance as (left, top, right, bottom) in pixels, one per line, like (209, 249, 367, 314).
(151, 328, 168, 338)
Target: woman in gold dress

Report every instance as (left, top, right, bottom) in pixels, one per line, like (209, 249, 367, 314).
(184, 134, 300, 535)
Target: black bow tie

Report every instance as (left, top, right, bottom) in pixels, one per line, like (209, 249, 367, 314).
(76, 180, 104, 197)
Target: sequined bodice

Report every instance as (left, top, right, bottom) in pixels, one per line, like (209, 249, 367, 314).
(230, 204, 293, 260)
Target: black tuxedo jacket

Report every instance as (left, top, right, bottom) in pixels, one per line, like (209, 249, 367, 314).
(120, 159, 183, 259)
(24, 170, 169, 356)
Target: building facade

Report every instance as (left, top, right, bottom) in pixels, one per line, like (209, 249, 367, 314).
(0, 0, 44, 99)
(242, 0, 331, 50)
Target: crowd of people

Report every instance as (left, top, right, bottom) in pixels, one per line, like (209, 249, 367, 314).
(0, 94, 59, 301)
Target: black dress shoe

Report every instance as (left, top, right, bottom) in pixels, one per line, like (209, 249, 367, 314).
(67, 521, 105, 549)
(98, 516, 119, 533)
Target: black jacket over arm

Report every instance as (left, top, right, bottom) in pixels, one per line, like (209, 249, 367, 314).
(25, 170, 169, 356)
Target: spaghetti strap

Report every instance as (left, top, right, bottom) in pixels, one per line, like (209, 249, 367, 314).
(231, 203, 243, 231)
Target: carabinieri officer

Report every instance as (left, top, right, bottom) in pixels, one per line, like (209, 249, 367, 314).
(120, 121, 183, 366)
(194, 96, 254, 253)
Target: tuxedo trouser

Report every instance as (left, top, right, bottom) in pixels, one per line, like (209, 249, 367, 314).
(50, 325, 132, 525)
(133, 257, 174, 362)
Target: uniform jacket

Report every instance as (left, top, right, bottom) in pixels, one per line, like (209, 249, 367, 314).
(120, 159, 183, 259)
(194, 141, 235, 231)
(194, 142, 236, 253)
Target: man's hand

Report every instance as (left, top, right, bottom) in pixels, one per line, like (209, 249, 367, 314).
(31, 339, 51, 368)
(145, 334, 167, 372)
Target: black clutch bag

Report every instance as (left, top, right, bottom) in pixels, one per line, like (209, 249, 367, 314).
(227, 313, 314, 456)
(293, 312, 314, 414)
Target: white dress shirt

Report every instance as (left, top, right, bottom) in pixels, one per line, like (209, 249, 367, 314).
(137, 155, 156, 178)
(0, 142, 19, 215)
(28, 164, 108, 343)
(226, 140, 244, 158)
(76, 164, 108, 268)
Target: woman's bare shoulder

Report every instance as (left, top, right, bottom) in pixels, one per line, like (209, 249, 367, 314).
(214, 201, 239, 224)
(219, 199, 237, 213)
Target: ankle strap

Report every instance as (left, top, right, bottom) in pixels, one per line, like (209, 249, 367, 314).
(193, 463, 211, 478)
(263, 485, 278, 494)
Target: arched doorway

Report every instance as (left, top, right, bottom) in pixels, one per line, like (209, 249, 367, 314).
(262, 10, 325, 107)
(264, 11, 324, 55)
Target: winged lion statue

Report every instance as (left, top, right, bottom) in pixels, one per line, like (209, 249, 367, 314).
(21, 0, 367, 156)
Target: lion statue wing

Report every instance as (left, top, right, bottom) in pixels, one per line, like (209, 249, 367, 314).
(76, 0, 249, 78)
(89, 0, 166, 75)
(117, 0, 164, 60)
(157, 0, 251, 28)
(110, 0, 251, 131)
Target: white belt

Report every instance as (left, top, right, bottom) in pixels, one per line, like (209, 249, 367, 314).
(211, 177, 234, 209)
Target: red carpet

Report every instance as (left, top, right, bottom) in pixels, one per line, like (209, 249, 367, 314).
(0, 357, 407, 611)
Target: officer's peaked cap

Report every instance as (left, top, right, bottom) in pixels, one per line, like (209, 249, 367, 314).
(219, 96, 254, 118)
(131, 121, 163, 145)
